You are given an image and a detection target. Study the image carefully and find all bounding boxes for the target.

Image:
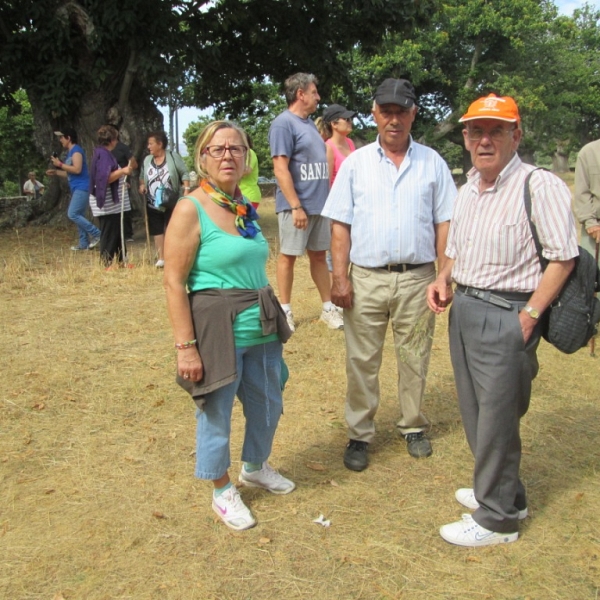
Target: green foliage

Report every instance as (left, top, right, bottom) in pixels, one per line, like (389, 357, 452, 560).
(0, 0, 190, 117)
(0, 181, 20, 197)
(183, 0, 437, 114)
(342, 0, 600, 160)
(182, 116, 214, 173)
(182, 83, 287, 178)
(0, 90, 47, 192)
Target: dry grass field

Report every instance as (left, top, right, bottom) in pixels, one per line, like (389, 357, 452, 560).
(0, 191, 599, 600)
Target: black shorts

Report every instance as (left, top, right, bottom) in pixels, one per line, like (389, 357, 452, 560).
(146, 205, 174, 236)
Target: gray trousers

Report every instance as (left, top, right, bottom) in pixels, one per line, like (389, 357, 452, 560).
(449, 290, 541, 533)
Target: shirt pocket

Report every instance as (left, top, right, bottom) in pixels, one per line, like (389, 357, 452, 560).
(485, 219, 529, 267)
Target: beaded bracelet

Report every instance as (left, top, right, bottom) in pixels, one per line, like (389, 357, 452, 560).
(175, 339, 197, 350)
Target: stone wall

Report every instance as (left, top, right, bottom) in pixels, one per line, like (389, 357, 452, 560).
(0, 196, 36, 229)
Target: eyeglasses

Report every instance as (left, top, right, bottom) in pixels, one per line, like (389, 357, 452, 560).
(337, 117, 353, 123)
(204, 145, 248, 158)
(467, 127, 516, 142)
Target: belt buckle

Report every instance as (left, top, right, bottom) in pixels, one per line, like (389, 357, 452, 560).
(388, 264, 407, 273)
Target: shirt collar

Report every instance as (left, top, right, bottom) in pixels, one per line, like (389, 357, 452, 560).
(466, 152, 522, 190)
(376, 135, 413, 160)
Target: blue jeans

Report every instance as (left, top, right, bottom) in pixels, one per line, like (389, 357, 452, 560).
(67, 189, 100, 249)
(194, 341, 283, 480)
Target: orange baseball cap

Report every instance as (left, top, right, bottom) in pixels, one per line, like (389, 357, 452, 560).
(459, 94, 520, 123)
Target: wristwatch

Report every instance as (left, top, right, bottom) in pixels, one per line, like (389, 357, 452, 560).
(523, 305, 540, 319)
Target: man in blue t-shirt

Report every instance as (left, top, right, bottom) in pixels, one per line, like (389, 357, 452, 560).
(48, 127, 101, 251)
(269, 73, 343, 333)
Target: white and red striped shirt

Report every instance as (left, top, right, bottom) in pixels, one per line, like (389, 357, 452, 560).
(446, 154, 578, 292)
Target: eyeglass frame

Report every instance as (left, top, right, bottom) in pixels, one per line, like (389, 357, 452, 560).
(203, 145, 248, 159)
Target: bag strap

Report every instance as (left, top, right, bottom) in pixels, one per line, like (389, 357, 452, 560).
(523, 167, 549, 272)
(167, 150, 181, 191)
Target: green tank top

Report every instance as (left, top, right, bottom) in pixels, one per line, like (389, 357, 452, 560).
(186, 196, 278, 348)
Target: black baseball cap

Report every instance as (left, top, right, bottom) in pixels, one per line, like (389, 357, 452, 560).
(374, 79, 416, 108)
(323, 104, 356, 123)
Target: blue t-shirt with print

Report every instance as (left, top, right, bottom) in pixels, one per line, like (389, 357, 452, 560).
(66, 144, 89, 192)
(269, 110, 329, 215)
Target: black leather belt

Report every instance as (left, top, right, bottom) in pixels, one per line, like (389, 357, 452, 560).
(456, 285, 530, 310)
(377, 263, 427, 273)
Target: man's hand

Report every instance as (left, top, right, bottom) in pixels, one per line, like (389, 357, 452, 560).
(518, 311, 538, 344)
(427, 276, 453, 313)
(331, 277, 353, 309)
(292, 207, 308, 230)
(586, 224, 600, 243)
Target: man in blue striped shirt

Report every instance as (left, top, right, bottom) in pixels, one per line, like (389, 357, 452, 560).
(322, 78, 456, 471)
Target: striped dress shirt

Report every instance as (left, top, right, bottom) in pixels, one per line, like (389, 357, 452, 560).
(446, 154, 578, 292)
(322, 136, 456, 267)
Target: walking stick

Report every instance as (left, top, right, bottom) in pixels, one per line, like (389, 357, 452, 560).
(143, 197, 152, 264)
(591, 241, 600, 357)
(120, 172, 128, 267)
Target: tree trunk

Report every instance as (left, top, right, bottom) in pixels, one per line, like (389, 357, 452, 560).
(552, 141, 570, 173)
(22, 86, 163, 227)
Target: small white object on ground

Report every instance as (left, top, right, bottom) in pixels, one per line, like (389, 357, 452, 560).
(313, 514, 331, 527)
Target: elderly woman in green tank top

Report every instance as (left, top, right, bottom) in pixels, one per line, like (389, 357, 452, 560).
(163, 121, 294, 532)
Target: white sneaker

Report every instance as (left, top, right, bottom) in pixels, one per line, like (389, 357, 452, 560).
(285, 310, 296, 333)
(440, 513, 518, 547)
(212, 485, 256, 531)
(239, 462, 296, 495)
(320, 308, 344, 330)
(89, 237, 100, 249)
(455, 488, 528, 520)
(155, 259, 165, 268)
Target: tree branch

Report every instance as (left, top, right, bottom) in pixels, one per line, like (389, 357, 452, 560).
(118, 49, 138, 111)
(424, 36, 484, 143)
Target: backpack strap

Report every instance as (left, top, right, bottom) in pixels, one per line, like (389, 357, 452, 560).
(523, 167, 549, 272)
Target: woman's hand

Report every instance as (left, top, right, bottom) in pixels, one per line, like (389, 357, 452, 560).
(139, 182, 146, 195)
(46, 169, 57, 177)
(177, 347, 203, 382)
(121, 165, 132, 177)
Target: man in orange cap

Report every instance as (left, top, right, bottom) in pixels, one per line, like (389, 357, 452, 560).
(427, 94, 578, 546)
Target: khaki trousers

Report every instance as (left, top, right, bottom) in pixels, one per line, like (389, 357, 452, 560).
(344, 263, 435, 442)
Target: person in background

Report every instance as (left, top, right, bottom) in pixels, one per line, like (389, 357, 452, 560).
(322, 78, 456, 471)
(427, 94, 577, 547)
(315, 117, 331, 142)
(89, 125, 133, 269)
(47, 127, 101, 251)
(139, 131, 189, 268)
(322, 104, 357, 185)
(239, 135, 261, 210)
(23, 171, 44, 200)
(111, 135, 138, 242)
(322, 104, 357, 277)
(164, 120, 294, 531)
(269, 72, 343, 332)
(574, 137, 600, 265)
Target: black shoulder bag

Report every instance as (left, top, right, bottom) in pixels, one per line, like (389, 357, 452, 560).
(523, 169, 600, 354)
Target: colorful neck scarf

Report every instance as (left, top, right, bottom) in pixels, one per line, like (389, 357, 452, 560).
(200, 178, 259, 238)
